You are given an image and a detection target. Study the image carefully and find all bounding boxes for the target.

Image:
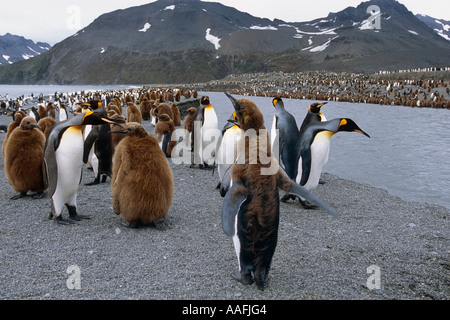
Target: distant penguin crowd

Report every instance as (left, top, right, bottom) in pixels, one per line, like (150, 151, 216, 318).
(1, 85, 373, 291)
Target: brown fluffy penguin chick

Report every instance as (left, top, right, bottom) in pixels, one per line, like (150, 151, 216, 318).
(139, 98, 152, 121)
(4, 116, 47, 200)
(37, 117, 57, 137)
(111, 122, 173, 228)
(2, 110, 26, 156)
(126, 103, 142, 123)
(109, 113, 127, 153)
(170, 102, 181, 126)
(183, 107, 197, 150)
(154, 113, 177, 157)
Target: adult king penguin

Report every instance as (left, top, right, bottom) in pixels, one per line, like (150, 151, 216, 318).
(221, 92, 337, 290)
(191, 96, 218, 168)
(270, 97, 301, 179)
(292, 117, 370, 208)
(281, 101, 328, 203)
(216, 112, 243, 196)
(44, 109, 118, 224)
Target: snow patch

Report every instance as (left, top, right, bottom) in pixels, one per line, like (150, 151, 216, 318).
(250, 25, 278, 31)
(139, 22, 151, 32)
(408, 30, 419, 35)
(436, 20, 450, 32)
(22, 54, 34, 60)
(205, 28, 221, 50)
(164, 5, 175, 11)
(309, 36, 339, 52)
(100, 48, 105, 54)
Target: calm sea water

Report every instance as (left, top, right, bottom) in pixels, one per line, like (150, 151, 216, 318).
(1, 85, 449, 209)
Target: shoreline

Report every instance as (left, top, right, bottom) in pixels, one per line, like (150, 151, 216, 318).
(0, 111, 448, 300)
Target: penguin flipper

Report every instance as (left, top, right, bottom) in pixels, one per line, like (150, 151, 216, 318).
(83, 127, 99, 164)
(277, 170, 338, 218)
(219, 164, 232, 197)
(299, 146, 312, 186)
(43, 144, 57, 197)
(161, 132, 172, 156)
(221, 181, 247, 237)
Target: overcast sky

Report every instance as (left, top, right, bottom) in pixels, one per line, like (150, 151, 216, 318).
(1, 0, 448, 45)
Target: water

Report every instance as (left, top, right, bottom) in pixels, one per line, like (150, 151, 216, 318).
(203, 92, 450, 210)
(1, 85, 449, 209)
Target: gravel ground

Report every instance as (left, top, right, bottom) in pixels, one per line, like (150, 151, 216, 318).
(0, 112, 448, 301)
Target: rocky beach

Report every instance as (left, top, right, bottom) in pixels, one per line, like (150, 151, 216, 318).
(0, 97, 448, 302)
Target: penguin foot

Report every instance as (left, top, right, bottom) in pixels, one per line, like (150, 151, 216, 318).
(70, 214, 91, 221)
(280, 194, 297, 202)
(54, 216, 76, 225)
(31, 192, 47, 199)
(151, 218, 169, 231)
(299, 199, 319, 210)
(231, 272, 254, 286)
(121, 221, 141, 229)
(10, 192, 28, 200)
(85, 180, 100, 186)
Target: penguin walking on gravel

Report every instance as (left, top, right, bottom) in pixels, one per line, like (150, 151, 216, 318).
(216, 112, 243, 196)
(191, 96, 219, 168)
(44, 109, 118, 224)
(4, 117, 47, 200)
(280, 101, 328, 202)
(270, 97, 301, 179)
(221, 92, 337, 291)
(110, 122, 173, 228)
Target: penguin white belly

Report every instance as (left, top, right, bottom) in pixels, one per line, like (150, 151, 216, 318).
(201, 108, 219, 164)
(232, 200, 242, 272)
(270, 115, 277, 151)
(298, 132, 331, 191)
(52, 128, 84, 213)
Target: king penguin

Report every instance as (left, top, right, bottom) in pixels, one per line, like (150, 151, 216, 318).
(4, 116, 47, 200)
(110, 122, 173, 228)
(216, 112, 243, 196)
(270, 97, 301, 180)
(191, 96, 219, 168)
(281, 101, 328, 202)
(43, 109, 118, 224)
(292, 117, 370, 208)
(221, 92, 337, 290)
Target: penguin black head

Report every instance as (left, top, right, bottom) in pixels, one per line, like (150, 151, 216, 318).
(338, 118, 370, 138)
(309, 102, 327, 114)
(200, 96, 210, 106)
(272, 97, 283, 108)
(225, 92, 264, 131)
(81, 110, 118, 126)
(79, 100, 103, 110)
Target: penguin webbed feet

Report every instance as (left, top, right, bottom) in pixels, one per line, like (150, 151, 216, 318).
(31, 191, 47, 199)
(231, 272, 254, 286)
(10, 192, 28, 200)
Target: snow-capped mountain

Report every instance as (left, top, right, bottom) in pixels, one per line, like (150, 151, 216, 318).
(416, 14, 450, 41)
(0, 33, 51, 65)
(0, 0, 449, 84)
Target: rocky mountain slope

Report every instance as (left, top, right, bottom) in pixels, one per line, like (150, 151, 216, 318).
(0, 33, 50, 65)
(0, 0, 449, 84)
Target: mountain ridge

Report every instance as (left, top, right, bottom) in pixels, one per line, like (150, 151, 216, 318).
(0, 0, 449, 84)
(0, 33, 51, 65)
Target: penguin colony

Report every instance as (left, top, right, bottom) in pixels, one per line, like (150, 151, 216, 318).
(1, 86, 370, 291)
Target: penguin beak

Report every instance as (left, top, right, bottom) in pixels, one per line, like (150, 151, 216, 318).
(225, 92, 240, 112)
(318, 102, 328, 108)
(356, 129, 371, 138)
